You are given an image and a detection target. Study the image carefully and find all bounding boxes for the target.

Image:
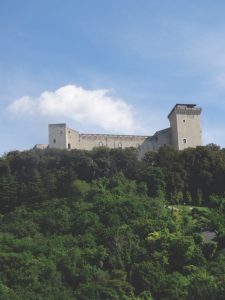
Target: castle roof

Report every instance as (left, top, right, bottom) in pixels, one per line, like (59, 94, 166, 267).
(167, 104, 201, 119)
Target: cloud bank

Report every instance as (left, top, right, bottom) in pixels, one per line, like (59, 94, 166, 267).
(8, 85, 139, 133)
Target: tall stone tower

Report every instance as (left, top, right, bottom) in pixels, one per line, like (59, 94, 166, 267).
(49, 123, 80, 150)
(168, 104, 202, 150)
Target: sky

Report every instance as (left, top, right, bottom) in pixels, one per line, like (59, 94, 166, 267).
(1, 0, 225, 154)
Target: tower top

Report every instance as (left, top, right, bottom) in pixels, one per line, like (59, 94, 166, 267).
(168, 104, 201, 119)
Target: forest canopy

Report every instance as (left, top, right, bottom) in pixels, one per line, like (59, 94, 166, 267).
(0, 145, 225, 299)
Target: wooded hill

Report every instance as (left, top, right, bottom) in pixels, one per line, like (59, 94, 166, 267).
(0, 145, 225, 299)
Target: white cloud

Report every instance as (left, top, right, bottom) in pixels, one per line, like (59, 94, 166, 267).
(8, 96, 35, 114)
(7, 84, 140, 134)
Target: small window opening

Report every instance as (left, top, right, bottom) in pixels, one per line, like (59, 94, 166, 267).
(68, 143, 71, 149)
(183, 119, 186, 123)
(183, 138, 187, 144)
(53, 139, 56, 143)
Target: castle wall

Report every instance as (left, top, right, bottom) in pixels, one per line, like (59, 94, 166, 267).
(78, 134, 147, 150)
(48, 124, 149, 152)
(153, 128, 171, 151)
(169, 112, 179, 149)
(67, 128, 80, 149)
(138, 128, 171, 159)
(33, 144, 48, 150)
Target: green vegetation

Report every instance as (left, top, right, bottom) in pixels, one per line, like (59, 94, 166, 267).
(0, 145, 225, 299)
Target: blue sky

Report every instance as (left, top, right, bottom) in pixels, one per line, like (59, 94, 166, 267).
(1, 0, 225, 154)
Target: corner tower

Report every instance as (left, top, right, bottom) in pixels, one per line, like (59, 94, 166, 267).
(49, 123, 80, 150)
(49, 123, 67, 149)
(168, 104, 202, 150)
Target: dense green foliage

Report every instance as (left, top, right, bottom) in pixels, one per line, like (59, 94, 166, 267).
(0, 145, 225, 299)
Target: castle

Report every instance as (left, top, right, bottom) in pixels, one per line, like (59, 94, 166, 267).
(35, 104, 202, 158)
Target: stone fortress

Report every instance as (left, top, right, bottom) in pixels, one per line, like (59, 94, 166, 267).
(36, 104, 202, 158)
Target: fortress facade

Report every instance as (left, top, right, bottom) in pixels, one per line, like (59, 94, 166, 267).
(40, 104, 202, 157)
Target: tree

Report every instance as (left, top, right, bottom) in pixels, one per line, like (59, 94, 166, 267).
(187, 270, 218, 300)
(141, 167, 166, 197)
(159, 272, 189, 300)
(130, 261, 164, 296)
(0, 175, 18, 213)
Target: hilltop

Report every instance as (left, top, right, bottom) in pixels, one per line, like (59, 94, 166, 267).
(0, 145, 225, 299)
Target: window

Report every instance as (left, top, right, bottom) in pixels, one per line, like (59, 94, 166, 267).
(183, 119, 186, 123)
(53, 139, 56, 143)
(183, 138, 187, 144)
(68, 143, 71, 149)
